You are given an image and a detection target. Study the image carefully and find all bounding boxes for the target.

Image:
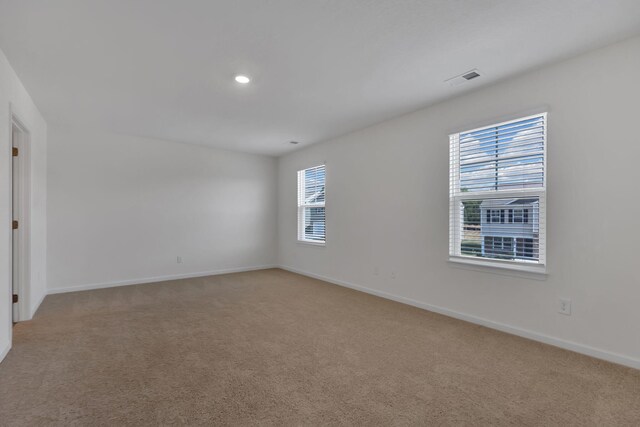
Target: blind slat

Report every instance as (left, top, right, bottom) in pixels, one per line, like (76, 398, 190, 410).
(460, 117, 544, 140)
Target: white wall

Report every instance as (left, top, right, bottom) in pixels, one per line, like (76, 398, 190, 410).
(0, 48, 47, 361)
(47, 128, 277, 292)
(278, 36, 640, 368)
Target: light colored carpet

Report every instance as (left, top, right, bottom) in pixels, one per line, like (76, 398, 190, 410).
(0, 268, 639, 426)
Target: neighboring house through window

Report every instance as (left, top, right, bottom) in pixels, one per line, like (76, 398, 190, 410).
(449, 113, 547, 272)
(297, 165, 326, 244)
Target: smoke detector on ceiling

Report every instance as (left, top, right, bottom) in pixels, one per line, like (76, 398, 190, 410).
(445, 69, 482, 87)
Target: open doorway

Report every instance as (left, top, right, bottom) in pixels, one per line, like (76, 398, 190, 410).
(11, 115, 30, 323)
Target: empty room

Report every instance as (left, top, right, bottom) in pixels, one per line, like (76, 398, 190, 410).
(1, 0, 640, 425)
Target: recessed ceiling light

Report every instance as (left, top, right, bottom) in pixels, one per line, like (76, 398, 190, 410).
(235, 75, 250, 84)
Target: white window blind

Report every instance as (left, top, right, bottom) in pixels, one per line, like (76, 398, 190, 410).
(449, 113, 546, 271)
(298, 165, 326, 244)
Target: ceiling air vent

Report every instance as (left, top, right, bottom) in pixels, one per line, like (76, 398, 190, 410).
(445, 69, 481, 87)
(462, 71, 480, 80)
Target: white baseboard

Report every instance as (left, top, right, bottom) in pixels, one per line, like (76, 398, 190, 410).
(47, 265, 277, 295)
(0, 341, 10, 364)
(30, 291, 47, 318)
(279, 265, 640, 370)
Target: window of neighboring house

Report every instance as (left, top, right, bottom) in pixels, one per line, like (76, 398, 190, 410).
(512, 208, 528, 223)
(515, 238, 535, 259)
(297, 165, 326, 244)
(449, 113, 547, 272)
(484, 236, 514, 259)
(486, 209, 505, 223)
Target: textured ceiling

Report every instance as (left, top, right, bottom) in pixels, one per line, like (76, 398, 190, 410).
(1, 0, 640, 155)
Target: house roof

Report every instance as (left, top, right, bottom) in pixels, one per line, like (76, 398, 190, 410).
(480, 198, 538, 208)
(508, 198, 538, 206)
(304, 189, 325, 204)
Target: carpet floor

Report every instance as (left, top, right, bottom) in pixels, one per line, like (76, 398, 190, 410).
(0, 268, 639, 426)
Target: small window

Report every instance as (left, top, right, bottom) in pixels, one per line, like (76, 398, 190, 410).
(297, 165, 326, 244)
(515, 238, 535, 259)
(449, 113, 547, 272)
(512, 209, 524, 223)
(484, 236, 514, 259)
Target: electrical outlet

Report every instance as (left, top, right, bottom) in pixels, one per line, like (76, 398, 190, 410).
(177, 256, 182, 264)
(558, 298, 571, 315)
(390, 271, 396, 280)
(373, 267, 379, 276)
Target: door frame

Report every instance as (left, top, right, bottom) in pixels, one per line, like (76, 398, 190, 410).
(9, 107, 31, 322)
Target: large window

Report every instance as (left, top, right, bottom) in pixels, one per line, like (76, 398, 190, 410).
(449, 113, 546, 272)
(297, 165, 326, 244)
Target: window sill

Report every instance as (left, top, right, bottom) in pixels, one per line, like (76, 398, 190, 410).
(448, 255, 547, 276)
(297, 240, 326, 247)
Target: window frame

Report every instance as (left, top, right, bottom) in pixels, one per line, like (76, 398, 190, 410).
(449, 113, 547, 274)
(297, 164, 326, 246)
